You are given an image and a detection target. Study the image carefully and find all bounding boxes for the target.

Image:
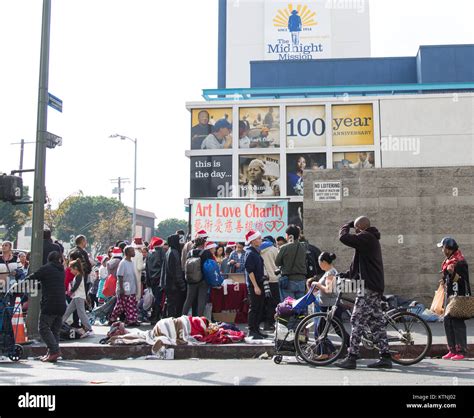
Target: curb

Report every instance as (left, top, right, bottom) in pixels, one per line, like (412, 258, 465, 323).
(21, 343, 474, 361)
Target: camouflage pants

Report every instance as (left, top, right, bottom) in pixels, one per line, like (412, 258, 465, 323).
(348, 289, 390, 356)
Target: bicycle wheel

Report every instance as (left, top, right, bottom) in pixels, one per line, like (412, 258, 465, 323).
(294, 313, 346, 366)
(386, 311, 432, 365)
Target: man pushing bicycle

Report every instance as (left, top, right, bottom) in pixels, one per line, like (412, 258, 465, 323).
(336, 216, 392, 369)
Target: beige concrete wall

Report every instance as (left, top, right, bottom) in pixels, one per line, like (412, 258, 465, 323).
(303, 166, 474, 305)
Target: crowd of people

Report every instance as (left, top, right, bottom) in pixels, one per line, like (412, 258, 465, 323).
(0, 218, 470, 365)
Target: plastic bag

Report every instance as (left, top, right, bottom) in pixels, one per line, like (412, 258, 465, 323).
(430, 283, 445, 316)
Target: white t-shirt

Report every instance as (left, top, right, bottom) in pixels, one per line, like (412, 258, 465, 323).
(116, 259, 137, 296)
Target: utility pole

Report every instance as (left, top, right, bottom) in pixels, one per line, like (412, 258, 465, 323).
(19, 139, 24, 176)
(27, 0, 51, 339)
(110, 177, 130, 202)
(10, 140, 35, 178)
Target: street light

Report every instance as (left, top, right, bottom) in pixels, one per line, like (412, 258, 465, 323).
(109, 134, 137, 240)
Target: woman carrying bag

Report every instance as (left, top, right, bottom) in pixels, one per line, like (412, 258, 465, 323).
(437, 237, 472, 361)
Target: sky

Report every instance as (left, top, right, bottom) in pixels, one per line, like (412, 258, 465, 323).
(0, 0, 473, 224)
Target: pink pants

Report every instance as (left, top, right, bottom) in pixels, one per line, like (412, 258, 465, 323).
(110, 294, 138, 324)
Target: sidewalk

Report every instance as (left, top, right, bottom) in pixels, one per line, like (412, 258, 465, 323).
(20, 321, 474, 361)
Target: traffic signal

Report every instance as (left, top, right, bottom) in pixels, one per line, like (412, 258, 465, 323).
(0, 174, 23, 202)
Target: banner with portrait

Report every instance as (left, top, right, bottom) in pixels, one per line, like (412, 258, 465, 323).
(333, 151, 375, 169)
(239, 155, 281, 197)
(190, 108, 233, 150)
(238, 106, 280, 149)
(287, 153, 326, 196)
(191, 199, 288, 242)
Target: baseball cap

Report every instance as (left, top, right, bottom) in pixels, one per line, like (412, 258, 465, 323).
(213, 119, 232, 131)
(436, 237, 458, 249)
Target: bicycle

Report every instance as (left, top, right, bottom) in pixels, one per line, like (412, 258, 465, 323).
(294, 277, 432, 367)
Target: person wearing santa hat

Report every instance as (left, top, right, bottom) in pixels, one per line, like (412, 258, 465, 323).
(146, 236, 166, 323)
(106, 247, 123, 279)
(182, 237, 214, 317)
(182, 230, 208, 271)
(243, 230, 268, 339)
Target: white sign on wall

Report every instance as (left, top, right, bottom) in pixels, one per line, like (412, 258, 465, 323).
(264, 0, 332, 61)
(314, 181, 341, 201)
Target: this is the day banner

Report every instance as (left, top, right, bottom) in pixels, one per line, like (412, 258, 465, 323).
(191, 200, 288, 242)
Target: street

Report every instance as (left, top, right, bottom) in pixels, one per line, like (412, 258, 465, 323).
(0, 358, 472, 386)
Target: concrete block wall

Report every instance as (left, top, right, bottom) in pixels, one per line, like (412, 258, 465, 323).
(303, 167, 474, 305)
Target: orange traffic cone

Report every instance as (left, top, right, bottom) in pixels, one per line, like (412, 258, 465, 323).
(11, 297, 28, 344)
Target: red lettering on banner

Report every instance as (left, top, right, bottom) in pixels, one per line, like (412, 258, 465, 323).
(195, 202, 212, 217)
(236, 220, 243, 234)
(204, 219, 213, 233)
(255, 220, 264, 233)
(225, 219, 233, 233)
(245, 221, 254, 232)
(215, 219, 223, 233)
(216, 204, 241, 218)
(194, 219, 203, 233)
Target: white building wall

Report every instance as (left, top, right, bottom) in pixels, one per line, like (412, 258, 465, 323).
(225, 0, 371, 88)
(379, 95, 474, 167)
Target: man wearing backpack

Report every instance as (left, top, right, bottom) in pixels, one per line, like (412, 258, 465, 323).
(275, 225, 308, 300)
(182, 238, 214, 316)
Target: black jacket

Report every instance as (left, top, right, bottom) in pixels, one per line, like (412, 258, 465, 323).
(339, 222, 385, 294)
(68, 246, 92, 278)
(443, 259, 471, 298)
(42, 239, 61, 266)
(161, 234, 186, 292)
(244, 246, 265, 286)
(27, 261, 66, 316)
(146, 247, 165, 287)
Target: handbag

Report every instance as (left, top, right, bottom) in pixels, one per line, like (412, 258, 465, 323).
(102, 274, 117, 298)
(430, 283, 445, 316)
(445, 295, 474, 319)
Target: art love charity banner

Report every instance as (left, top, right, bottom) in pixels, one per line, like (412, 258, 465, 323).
(191, 200, 288, 242)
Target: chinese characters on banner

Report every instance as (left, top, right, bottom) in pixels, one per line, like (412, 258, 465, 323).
(191, 200, 288, 242)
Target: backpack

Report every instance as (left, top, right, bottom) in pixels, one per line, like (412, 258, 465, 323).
(304, 243, 323, 279)
(185, 250, 203, 284)
(202, 259, 224, 288)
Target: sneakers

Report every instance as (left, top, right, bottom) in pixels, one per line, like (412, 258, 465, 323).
(367, 354, 393, 369)
(42, 352, 62, 363)
(336, 354, 358, 369)
(248, 332, 266, 340)
(451, 354, 465, 361)
(80, 330, 95, 339)
(442, 351, 456, 360)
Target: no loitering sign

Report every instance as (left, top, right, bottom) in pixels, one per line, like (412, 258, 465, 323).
(314, 181, 341, 202)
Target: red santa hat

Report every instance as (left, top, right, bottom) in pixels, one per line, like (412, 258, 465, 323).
(97, 255, 104, 264)
(112, 247, 123, 258)
(245, 230, 261, 245)
(149, 236, 164, 250)
(204, 241, 217, 250)
(226, 241, 237, 248)
(195, 229, 208, 239)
